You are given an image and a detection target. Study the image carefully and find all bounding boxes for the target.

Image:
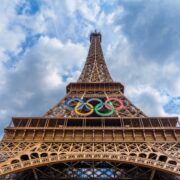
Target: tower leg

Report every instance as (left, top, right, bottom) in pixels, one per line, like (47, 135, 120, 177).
(150, 170, 155, 180)
(32, 169, 38, 180)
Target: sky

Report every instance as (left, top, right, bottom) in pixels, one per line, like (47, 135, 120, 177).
(0, 0, 180, 136)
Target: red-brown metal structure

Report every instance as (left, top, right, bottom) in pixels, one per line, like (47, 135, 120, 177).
(0, 32, 179, 179)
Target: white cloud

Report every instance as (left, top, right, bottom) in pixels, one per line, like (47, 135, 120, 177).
(0, 1, 26, 62)
(65, 0, 77, 15)
(77, 0, 100, 22)
(97, 1, 180, 119)
(0, 0, 179, 136)
(126, 85, 169, 116)
(0, 35, 86, 135)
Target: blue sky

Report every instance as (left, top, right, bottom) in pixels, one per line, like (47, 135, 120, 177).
(0, 0, 180, 136)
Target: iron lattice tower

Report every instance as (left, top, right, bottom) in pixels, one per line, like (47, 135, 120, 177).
(0, 32, 179, 180)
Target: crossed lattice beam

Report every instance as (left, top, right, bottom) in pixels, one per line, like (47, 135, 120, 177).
(0, 142, 179, 177)
(78, 33, 113, 83)
(8, 161, 161, 179)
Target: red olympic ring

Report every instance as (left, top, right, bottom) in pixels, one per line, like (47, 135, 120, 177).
(105, 98, 124, 110)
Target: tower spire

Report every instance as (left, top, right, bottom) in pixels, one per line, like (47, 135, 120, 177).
(78, 31, 113, 82)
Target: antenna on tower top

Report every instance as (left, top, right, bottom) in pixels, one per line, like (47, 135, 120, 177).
(90, 30, 102, 42)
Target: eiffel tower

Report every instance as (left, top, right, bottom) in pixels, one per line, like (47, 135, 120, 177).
(0, 31, 179, 180)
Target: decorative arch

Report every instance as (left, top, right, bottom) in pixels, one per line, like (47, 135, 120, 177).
(0, 142, 179, 177)
(0, 152, 179, 177)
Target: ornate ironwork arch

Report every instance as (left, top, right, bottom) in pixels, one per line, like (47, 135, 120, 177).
(0, 142, 179, 177)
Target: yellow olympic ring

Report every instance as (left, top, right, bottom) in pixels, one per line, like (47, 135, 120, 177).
(74, 102, 94, 116)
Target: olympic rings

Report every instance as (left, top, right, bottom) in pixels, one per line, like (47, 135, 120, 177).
(65, 97, 124, 117)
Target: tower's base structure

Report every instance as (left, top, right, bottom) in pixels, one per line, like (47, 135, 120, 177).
(0, 32, 179, 180)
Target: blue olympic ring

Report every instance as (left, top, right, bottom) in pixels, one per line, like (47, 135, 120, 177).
(65, 97, 84, 110)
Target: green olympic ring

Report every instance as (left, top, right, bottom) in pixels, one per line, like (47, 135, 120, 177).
(95, 102, 114, 116)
